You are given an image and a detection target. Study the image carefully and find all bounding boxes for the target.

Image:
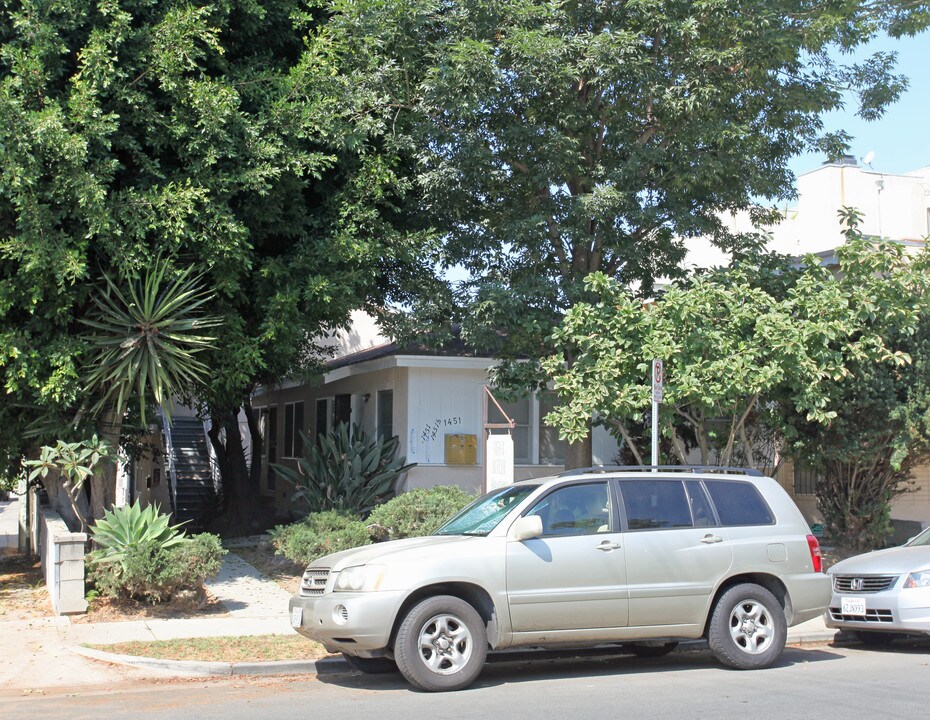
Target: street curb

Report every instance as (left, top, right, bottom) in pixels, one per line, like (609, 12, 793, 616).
(71, 629, 841, 679)
(71, 645, 350, 677)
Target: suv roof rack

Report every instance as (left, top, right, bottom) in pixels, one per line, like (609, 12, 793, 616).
(557, 465, 764, 478)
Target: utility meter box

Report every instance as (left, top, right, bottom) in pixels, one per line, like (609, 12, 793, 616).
(444, 434, 477, 465)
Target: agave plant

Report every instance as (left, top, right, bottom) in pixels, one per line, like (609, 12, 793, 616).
(273, 423, 415, 514)
(90, 500, 189, 563)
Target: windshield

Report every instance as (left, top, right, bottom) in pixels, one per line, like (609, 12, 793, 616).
(906, 527, 930, 547)
(436, 485, 539, 536)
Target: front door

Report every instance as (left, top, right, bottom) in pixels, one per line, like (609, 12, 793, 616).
(506, 482, 629, 632)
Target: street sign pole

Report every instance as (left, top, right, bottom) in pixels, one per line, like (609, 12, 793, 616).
(651, 359, 663, 471)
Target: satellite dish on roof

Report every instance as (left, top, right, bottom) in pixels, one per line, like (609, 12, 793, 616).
(862, 150, 875, 167)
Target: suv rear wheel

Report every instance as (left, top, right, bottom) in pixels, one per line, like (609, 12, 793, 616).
(708, 583, 786, 669)
(393, 595, 488, 692)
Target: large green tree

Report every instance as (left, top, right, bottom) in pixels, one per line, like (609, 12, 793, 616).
(0, 1, 435, 528)
(323, 0, 930, 466)
(544, 224, 930, 549)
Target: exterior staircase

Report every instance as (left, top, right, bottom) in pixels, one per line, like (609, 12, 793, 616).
(166, 416, 218, 531)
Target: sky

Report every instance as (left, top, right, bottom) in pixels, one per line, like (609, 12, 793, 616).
(789, 32, 930, 179)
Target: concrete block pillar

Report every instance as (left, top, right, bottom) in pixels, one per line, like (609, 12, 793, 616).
(39, 509, 89, 615)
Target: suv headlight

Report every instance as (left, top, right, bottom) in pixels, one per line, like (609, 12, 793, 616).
(333, 565, 385, 592)
(903, 570, 930, 589)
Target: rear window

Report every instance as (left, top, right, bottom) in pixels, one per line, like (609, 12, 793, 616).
(704, 480, 774, 526)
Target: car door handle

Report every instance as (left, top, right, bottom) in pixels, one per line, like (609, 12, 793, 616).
(700, 534, 723, 544)
(596, 540, 622, 551)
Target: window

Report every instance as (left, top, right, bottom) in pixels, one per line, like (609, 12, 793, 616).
(262, 406, 278, 491)
(377, 390, 394, 440)
(488, 397, 530, 464)
(704, 480, 774, 526)
(283, 402, 304, 458)
(685, 480, 717, 527)
(315, 398, 329, 442)
(334, 394, 352, 428)
(526, 482, 612, 536)
(619, 480, 693, 530)
(537, 392, 566, 465)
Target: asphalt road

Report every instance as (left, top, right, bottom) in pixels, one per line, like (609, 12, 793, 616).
(5, 642, 929, 720)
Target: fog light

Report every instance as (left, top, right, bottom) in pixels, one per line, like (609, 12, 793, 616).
(333, 605, 349, 625)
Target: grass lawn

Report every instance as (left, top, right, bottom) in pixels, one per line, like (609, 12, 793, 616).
(85, 634, 331, 662)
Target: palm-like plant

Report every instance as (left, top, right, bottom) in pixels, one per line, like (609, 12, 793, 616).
(80, 258, 220, 518)
(82, 260, 220, 423)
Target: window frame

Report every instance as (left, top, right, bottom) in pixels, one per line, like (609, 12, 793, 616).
(282, 401, 304, 460)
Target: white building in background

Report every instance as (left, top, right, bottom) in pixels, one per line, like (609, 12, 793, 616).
(686, 156, 930, 269)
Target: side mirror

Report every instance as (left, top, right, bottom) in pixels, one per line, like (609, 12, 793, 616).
(510, 515, 543, 542)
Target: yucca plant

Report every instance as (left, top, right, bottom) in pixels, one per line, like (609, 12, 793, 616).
(273, 423, 415, 514)
(82, 259, 220, 424)
(80, 258, 220, 518)
(89, 500, 189, 564)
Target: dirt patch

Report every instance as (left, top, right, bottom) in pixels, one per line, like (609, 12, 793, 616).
(74, 588, 228, 624)
(0, 555, 53, 621)
(85, 634, 330, 662)
(233, 542, 302, 596)
(821, 543, 858, 571)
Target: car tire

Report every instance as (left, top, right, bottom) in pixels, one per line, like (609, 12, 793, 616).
(625, 641, 679, 658)
(708, 583, 787, 670)
(854, 631, 899, 647)
(342, 653, 398, 674)
(393, 595, 488, 692)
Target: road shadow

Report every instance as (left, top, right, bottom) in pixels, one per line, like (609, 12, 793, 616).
(314, 644, 844, 693)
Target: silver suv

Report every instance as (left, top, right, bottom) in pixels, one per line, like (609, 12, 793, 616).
(289, 467, 830, 691)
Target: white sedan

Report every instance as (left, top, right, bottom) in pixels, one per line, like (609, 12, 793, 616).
(825, 527, 930, 644)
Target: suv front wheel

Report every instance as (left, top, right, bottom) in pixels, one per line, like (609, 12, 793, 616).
(708, 583, 787, 670)
(394, 595, 488, 692)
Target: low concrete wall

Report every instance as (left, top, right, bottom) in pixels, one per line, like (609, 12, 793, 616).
(39, 509, 88, 615)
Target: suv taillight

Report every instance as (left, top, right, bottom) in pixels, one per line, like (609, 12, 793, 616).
(806, 534, 823, 573)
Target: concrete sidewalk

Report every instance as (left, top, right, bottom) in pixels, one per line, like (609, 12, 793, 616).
(0, 544, 300, 691)
(0, 540, 841, 690)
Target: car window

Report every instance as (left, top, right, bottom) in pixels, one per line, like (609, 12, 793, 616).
(619, 480, 693, 530)
(704, 480, 774, 526)
(685, 480, 717, 527)
(436, 484, 538, 536)
(526, 482, 611, 536)
(906, 527, 930, 546)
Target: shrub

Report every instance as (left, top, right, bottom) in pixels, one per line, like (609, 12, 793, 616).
(270, 510, 371, 566)
(272, 423, 415, 514)
(366, 486, 475, 540)
(87, 532, 225, 603)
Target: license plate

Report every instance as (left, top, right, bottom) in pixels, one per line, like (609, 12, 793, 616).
(291, 607, 303, 627)
(841, 597, 866, 616)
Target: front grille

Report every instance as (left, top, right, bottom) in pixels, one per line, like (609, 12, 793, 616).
(829, 608, 894, 623)
(300, 567, 331, 596)
(833, 575, 898, 594)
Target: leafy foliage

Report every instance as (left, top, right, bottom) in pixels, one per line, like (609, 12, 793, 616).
(269, 511, 371, 566)
(87, 532, 225, 604)
(273, 424, 414, 515)
(366, 486, 475, 541)
(545, 220, 930, 549)
(326, 0, 930, 466)
(89, 501, 189, 564)
(21, 435, 116, 529)
(0, 0, 438, 527)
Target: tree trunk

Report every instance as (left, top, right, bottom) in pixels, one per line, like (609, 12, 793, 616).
(208, 406, 269, 534)
(563, 426, 593, 470)
(93, 407, 122, 520)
